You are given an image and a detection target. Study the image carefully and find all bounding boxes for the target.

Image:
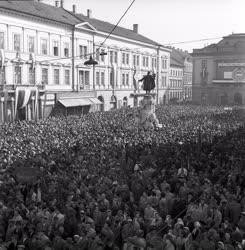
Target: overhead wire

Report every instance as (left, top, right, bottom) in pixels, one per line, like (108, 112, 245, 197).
(5, 0, 223, 65)
(98, 0, 136, 50)
(3, 35, 223, 69)
(36, 35, 223, 65)
(39, 0, 136, 64)
(37, 35, 223, 64)
(163, 36, 223, 46)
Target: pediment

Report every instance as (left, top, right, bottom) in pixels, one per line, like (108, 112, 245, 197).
(75, 22, 97, 31)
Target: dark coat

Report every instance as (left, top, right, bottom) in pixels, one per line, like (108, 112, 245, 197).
(139, 75, 155, 92)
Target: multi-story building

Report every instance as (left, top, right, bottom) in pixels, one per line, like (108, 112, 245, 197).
(183, 55, 193, 101)
(192, 33, 245, 105)
(0, 0, 171, 123)
(168, 48, 192, 103)
(169, 57, 184, 102)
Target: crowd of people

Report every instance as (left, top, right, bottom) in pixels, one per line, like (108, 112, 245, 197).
(0, 105, 245, 249)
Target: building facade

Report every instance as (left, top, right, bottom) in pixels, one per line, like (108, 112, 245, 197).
(0, 0, 171, 123)
(183, 56, 193, 101)
(169, 59, 184, 102)
(168, 48, 192, 103)
(192, 33, 245, 105)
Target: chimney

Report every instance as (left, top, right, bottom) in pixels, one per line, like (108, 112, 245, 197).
(55, 1, 59, 7)
(87, 9, 92, 18)
(72, 4, 76, 13)
(60, 0, 64, 8)
(133, 24, 138, 33)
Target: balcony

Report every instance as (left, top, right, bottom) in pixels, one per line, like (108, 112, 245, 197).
(0, 84, 45, 92)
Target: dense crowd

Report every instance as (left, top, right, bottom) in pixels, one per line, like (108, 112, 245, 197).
(0, 105, 245, 249)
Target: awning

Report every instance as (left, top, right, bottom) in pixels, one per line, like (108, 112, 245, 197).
(90, 98, 102, 105)
(59, 98, 92, 108)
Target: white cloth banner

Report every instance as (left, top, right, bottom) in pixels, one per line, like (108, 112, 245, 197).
(20, 89, 31, 109)
(14, 86, 38, 120)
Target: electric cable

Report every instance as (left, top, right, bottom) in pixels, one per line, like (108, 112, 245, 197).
(39, 0, 136, 64)
(163, 36, 223, 46)
(36, 35, 223, 64)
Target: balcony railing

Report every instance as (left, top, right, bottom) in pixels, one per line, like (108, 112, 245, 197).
(0, 84, 45, 91)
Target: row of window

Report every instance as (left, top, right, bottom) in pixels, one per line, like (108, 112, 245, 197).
(97, 70, 130, 87)
(41, 68, 71, 85)
(0, 66, 70, 85)
(96, 71, 105, 86)
(184, 75, 192, 84)
(170, 91, 182, 100)
(121, 73, 130, 86)
(93, 48, 166, 69)
(184, 88, 192, 98)
(171, 69, 183, 77)
(0, 32, 170, 70)
(0, 31, 88, 58)
(170, 79, 182, 88)
(185, 64, 192, 71)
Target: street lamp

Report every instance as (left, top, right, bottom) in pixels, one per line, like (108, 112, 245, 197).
(84, 56, 98, 92)
(84, 51, 108, 91)
(84, 56, 98, 66)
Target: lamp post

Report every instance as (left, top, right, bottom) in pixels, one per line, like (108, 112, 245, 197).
(84, 55, 98, 91)
(84, 50, 107, 94)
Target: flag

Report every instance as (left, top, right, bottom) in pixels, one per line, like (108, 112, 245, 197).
(14, 86, 39, 120)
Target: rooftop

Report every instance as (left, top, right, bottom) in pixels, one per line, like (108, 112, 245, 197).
(170, 47, 192, 66)
(74, 13, 161, 47)
(0, 0, 83, 26)
(170, 57, 183, 67)
(192, 33, 245, 55)
(0, 0, 165, 48)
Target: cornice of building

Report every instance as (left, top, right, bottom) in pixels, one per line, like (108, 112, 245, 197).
(0, 8, 73, 29)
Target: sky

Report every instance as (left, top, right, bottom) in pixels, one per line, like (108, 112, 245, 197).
(42, 0, 245, 52)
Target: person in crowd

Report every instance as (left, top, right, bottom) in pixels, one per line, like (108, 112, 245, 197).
(0, 105, 244, 249)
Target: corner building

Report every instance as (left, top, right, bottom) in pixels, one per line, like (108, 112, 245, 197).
(192, 33, 245, 105)
(167, 48, 192, 103)
(0, 0, 171, 123)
